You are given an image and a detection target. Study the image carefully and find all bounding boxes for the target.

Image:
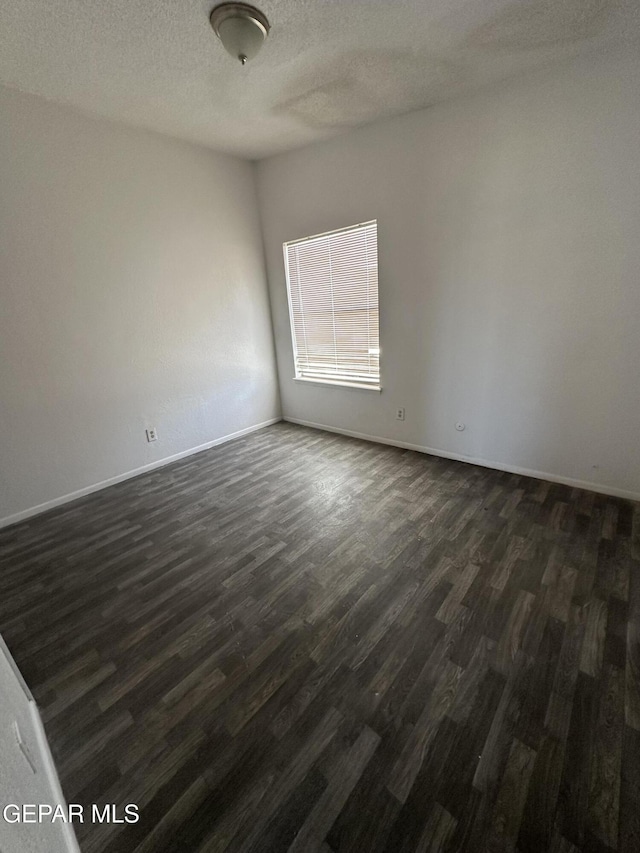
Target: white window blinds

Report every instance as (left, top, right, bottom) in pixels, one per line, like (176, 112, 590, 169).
(284, 221, 380, 388)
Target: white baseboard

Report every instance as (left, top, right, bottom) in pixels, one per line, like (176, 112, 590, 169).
(3, 415, 636, 530)
(284, 417, 640, 503)
(0, 418, 281, 530)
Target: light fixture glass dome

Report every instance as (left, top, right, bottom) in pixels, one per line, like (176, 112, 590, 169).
(210, 3, 270, 65)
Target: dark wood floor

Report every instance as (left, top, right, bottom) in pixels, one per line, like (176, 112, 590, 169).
(1, 423, 639, 853)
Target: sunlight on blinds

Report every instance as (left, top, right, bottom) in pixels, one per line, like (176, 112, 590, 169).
(284, 221, 380, 388)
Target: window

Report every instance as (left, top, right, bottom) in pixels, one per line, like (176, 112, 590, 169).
(283, 221, 380, 389)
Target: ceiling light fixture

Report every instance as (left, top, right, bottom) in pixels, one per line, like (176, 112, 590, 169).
(209, 3, 270, 66)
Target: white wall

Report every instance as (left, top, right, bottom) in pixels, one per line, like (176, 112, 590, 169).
(256, 47, 640, 500)
(0, 86, 279, 525)
(0, 635, 79, 852)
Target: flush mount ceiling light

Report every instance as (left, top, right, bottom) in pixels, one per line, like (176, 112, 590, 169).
(209, 3, 270, 65)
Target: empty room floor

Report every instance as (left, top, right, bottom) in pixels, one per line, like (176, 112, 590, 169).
(0, 422, 638, 853)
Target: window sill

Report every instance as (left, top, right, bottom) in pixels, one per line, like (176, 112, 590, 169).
(293, 377, 382, 392)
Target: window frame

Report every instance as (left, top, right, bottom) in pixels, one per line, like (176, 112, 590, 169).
(283, 220, 381, 392)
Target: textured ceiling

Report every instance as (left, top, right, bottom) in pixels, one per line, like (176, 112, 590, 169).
(0, 0, 638, 159)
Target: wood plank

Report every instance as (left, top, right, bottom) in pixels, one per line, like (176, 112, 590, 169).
(587, 664, 624, 848)
(287, 725, 379, 852)
(580, 598, 608, 678)
(483, 737, 537, 850)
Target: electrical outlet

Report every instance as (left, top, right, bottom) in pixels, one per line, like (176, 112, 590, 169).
(396, 407, 405, 421)
(146, 427, 158, 442)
